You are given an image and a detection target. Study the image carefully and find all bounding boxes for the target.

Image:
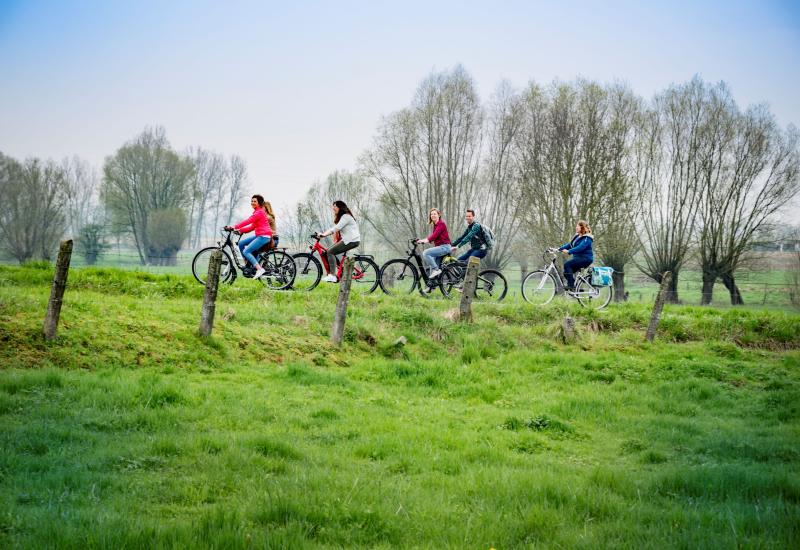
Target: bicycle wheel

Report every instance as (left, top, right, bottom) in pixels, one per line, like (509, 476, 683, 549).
(379, 259, 419, 295)
(292, 252, 323, 291)
(521, 270, 557, 305)
(576, 279, 613, 310)
(258, 250, 296, 290)
(438, 262, 466, 298)
(351, 256, 380, 294)
(192, 247, 233, 285)
(475, 269, 508, 302)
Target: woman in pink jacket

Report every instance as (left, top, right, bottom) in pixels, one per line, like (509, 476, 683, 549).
(225, 194, 273, 279)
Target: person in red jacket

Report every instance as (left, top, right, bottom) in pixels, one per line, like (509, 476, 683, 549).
(225, 194, 273, 279)
(416, 208, 451, 281)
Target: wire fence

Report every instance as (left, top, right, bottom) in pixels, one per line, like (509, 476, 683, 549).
(2, 247, 798, 310)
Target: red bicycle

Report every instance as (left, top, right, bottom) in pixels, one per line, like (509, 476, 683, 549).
(292, 234, 380, 293)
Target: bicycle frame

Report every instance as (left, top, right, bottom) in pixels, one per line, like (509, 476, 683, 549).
(308, 237, 368, 280)
(538, 252, 599, 298)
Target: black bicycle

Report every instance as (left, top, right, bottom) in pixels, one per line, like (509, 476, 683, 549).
(378, 240, 507, 301)
(438, 256, 508, 302)
(192, 229, 296, 290)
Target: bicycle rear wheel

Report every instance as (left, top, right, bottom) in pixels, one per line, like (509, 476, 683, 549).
(521, 270, 557, 305)
(351, 256, 380, 294)
(258, 250, 296, 290)
(292, 252, 322, 291)
(576, 279, 613, 309)
(475, 269, 507, 302)
(379, 259, 418, 295)
(192, 247, 233, 285)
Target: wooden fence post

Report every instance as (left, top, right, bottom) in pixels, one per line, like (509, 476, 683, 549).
(645, 271, 672, 343)
(199, 250, 222, 337)
(458, 256, 481, 322)
(43, 239, 73, 341)
(331, 256, 355, 345)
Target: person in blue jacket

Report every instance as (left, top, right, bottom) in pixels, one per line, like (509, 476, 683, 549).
(558, 220, 594, 291)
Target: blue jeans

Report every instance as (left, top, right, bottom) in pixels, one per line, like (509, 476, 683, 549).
(564, 256, 592, 289)
(457, 248, 487, 262)
(239, 235, 270, 267)
(422, 244, 452, 274)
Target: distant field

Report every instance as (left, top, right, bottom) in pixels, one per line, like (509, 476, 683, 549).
(0, 264, 798, 548)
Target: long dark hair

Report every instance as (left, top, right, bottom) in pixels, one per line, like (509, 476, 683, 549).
(333, 200, 354, 223)
(252, 194, 265, 207)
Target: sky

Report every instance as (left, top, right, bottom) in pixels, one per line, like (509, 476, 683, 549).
(1, 0, 799, 216)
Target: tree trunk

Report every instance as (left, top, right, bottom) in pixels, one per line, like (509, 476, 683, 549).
(700, 271, 716, 305)
(721, 273, 744, 305)
(612, 270, 626, 302)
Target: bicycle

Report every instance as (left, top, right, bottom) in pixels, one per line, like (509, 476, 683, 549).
(291, 234, 380, 293)
(521, 248, 613, 309)
(378, 240, 508, 301)
(192, 229, 296, 290)
(438, 254, 508, 302)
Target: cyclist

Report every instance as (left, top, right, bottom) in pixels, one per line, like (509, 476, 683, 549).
(450, 209, 491, 262)
(558, 220, 594, 292)
(225, 194, 272, 279)
(263, 200, 279, 249)
(317, 200, 361, 283)
(416, 208, 451, 279)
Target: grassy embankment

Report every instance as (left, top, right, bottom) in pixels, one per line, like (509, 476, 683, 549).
(0, 263, 798, 548)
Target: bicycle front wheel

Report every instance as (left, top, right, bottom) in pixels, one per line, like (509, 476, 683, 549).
(259, 250, 296, 290)
(192, 247, 233, 285)
(292, 252, 322, 291)
(379, 259, 418, 295)
(521, 270, 557, 305)
(475, 269, 508, 302)
(352, 256, 380, 294)
(576, 279, 613, 310)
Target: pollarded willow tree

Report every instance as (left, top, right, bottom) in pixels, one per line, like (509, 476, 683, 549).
(698, 101, 800, 305)
(636, 77, 718, 303)
(360, 65, 483, 252)
(102, 127, 195, 265)
(0, 153, 68, 262)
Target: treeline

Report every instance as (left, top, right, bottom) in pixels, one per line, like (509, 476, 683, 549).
(287, 66, 800, 304)
(0, 127, 250, 266)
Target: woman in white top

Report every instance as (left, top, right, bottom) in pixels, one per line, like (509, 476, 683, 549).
(317, 200, 361, 283)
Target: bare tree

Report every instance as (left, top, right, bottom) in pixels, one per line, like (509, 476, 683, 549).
(225, 155, 249, 227)
(637, 78, 714, 302)
(102, 127, 195, 264)
(699, 102, 800, 304)
(476, 81, 526, 269)
(361, 65, 483, 251)
(0, 153, 67, 262)
(186, 148, 226, 247)
(62, 155, 100, 237)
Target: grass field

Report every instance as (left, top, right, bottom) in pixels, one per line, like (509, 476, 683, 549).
(1, 264, 799, 548)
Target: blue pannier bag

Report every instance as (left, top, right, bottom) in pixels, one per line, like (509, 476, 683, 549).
(591, 266, 614, 287)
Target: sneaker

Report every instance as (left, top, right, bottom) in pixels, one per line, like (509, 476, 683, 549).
(254, 267, 266, 279)
(322, 274, 338, 283)
(429, 269, 442, 279)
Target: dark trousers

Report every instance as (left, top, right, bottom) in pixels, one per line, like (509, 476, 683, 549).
(457, 248, 487, 262)
(564, 257, 592, 289)
(326, 240, 360, 275)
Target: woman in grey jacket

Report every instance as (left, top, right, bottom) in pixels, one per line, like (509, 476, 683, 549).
(317, 200, 361, 283)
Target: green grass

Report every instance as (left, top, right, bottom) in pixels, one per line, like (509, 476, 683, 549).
(0, 264, 799, 548)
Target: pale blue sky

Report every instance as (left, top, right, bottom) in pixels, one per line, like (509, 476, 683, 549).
(1, 0, 799, 211)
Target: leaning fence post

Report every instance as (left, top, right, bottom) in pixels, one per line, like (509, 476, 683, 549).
(458, 256, 481, 322)
(645, 271, 672, 343)
(199, 250, 222, 337)
(43, 239, 73, 341)
(331, 256, 355, 345)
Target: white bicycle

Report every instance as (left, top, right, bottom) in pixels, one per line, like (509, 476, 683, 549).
(521, 248, 613, 309)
